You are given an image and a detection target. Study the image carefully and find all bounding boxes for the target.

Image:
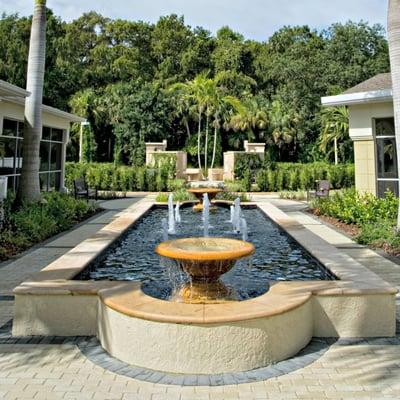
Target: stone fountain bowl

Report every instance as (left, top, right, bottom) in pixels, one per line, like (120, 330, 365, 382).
(155, 237, 255, 282)
(187, 188, 223, 212)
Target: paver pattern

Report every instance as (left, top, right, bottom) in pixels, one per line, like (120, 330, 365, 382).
(0, 195, 399, 400)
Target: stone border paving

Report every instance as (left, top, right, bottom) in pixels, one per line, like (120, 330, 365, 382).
(1, 318, 399, 387)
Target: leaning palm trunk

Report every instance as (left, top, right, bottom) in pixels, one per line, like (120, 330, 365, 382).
(17, 0, 47, 202)
(211, 125, 218, 169)
(197, 110, 202, 177)
(204, 111, 209, 178)
(388, 0, 400, 229)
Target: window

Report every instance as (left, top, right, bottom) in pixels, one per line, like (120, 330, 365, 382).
(0, 119, 65, 192)
(375, 118, 399, 197)
(39, 126, 64, 191)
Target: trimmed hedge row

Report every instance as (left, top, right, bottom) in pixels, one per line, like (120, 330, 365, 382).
(256, 163, 355, 192)
(65, 162, 179, 192)
(66, 162, 355, 193)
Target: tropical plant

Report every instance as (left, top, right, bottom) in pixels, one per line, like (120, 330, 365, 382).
(17, 0, 47, 202)
(388, 0, 400, 229)
(319, 106, 349, 164)
(227, 98, 268, 148)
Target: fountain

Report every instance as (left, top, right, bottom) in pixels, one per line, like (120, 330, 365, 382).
(156, 237, 255, 303)
(187, 187, 222, 212)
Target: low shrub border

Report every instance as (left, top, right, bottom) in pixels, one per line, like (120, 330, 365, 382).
(0, 192, 98, 261)
(311, 189, 400, 255)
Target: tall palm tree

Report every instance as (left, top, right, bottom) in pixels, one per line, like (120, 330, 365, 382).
(169, 73, 209, 176)
(17, 0, 47, 202)
(388, 0, 400, 228)
(319, 106, 349, 165)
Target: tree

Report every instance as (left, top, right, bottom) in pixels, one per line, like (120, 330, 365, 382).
(227, 98, 268, 146)
(17, 0, 47, 202)
(388, 0, 400, 228)
(319, 107, 349, 164)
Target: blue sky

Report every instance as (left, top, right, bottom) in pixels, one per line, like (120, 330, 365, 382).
(1, 0, 387, 40)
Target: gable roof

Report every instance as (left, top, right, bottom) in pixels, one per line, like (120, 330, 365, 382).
(321, 73, 393, 107)
(0, 80, 30, 98)
(343, 73, 392, 94)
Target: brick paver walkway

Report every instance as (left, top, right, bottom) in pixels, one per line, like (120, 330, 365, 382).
(0, 196, 399, 400)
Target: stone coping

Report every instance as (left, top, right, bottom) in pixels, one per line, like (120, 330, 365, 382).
(13, 195, 398, 325)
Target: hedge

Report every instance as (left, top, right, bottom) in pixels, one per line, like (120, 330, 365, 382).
(66, 162, 355, 193)
(65, 162, 177, 192)
(255, 162, 355, 192)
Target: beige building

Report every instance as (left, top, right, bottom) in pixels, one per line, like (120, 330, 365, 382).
(322, 73, 396, 197)
(0, 80, 85, 192)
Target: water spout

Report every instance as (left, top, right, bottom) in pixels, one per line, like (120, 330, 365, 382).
(161, 218, 169, 241)
(229, 205, 235, 223)
(168, 194, 176, 235)
(203, 193, 210, 237)
(233, 198, 241, 233)
(241, 217, 248, 241)
(175, 201, 181, 223)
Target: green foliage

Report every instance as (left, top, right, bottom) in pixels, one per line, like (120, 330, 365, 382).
(312, 189, 398, 226)
(234, 153, 263, 180)
(155, 189, 195, 203)
(0, 11, 389, 165)
(215, 191, 250, 202)
(279, 191, 308, 201)
(66, 162, 180, 192)
(312, 189, 400, 253)
(255, 163, 354, 192)
(0, 192, 96, 261)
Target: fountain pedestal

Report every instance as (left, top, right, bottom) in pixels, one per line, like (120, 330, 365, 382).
(187, 188, 222, 212)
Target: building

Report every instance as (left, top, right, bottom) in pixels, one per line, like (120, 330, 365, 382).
(322, 73, 397, 198)
(0, 80, 85, 192)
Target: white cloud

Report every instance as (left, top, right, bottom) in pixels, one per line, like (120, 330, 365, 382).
(0, 0, 387, 40)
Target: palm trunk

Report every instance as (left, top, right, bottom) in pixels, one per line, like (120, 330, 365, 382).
(388, 0, 400, 228)
(334, 137, 338, 165)
(197, 109, 202, 175)
(204, 109, 209, 179)
(184, 118, 191, 139)
(211, 125, 218, 169)
(17, 0, 47, 202)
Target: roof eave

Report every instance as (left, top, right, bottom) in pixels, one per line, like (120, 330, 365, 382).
(0, 80, 30, 98)
(321, 89, 393, 107)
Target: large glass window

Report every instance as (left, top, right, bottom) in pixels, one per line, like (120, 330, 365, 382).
(375, 118, 399, 197)
(0, 119, 65, 192)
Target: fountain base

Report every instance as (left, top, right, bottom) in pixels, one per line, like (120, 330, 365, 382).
(173, 280, 237, 304)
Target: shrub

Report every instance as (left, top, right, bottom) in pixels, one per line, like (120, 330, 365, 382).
(215, 191, 251, 202)
(255, 162, 354, 192)
(156, 189, 195, 203)
(234, 153, 263, 180)
(0, 192, 97, 261)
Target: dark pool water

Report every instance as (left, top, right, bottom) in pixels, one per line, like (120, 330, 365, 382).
(77, 206, 336, 300)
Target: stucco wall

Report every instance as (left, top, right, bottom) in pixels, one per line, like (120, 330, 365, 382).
(348, 102, 394, 195)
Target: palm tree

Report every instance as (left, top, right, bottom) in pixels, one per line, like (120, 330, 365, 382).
(17, 0, 47, 202)
(388, 0, 400, 228)
(319, 106, 349, 165)
(169, 72, 209, 176)
(227, 99, 268, 147)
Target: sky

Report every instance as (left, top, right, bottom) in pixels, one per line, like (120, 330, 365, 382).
(0, 0, 387, 41)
